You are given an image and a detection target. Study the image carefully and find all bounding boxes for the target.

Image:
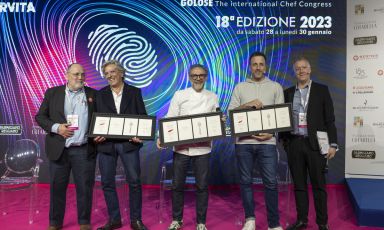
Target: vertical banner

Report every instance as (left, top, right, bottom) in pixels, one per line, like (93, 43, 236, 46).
(346, 0, 384, 178)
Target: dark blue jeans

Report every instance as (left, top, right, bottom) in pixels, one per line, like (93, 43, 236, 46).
(172, 152, 210, 224)
(236, 144, 280, 228)
(49, 145, 96, 226)
(98, 144, 142, 223)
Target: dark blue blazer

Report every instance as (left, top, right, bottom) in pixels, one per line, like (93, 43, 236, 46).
(95, 83, 147, 153)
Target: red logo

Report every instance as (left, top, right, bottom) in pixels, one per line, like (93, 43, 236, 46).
(353, 55, 359, 61)
(378, 70, 384, 76)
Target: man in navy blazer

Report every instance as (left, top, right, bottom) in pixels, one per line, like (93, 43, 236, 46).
(35, 63, 96, 230)
(94, 60, 147, 230)
(282, 57, 338, 230)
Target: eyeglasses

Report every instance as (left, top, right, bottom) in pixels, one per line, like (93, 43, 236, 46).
(190, 74, 207, 79)
(69, 72, 85, 77)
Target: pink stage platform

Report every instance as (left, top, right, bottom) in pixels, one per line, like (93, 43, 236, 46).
(0, 184, 383, 230)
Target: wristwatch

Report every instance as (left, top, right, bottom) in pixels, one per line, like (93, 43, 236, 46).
(330, 143, 339, 151)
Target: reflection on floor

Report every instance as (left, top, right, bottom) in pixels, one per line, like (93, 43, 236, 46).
(0, 184, 382, 230)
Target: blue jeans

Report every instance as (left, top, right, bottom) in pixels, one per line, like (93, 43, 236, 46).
(172, 152, 210, 224)
(49, 145, 96, 226)
(236, 144, 280, 228)
(98, 144, 142, 222)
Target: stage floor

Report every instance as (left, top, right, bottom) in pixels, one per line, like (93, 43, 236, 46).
(0, 184, 382, 230)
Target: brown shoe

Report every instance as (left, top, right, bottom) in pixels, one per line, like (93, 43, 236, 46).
(80, 224, 92, 230)
(47, 226, 62, 230)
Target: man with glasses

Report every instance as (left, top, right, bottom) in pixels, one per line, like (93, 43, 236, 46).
(36, 63, 96, 230)
(228, 52, 284, 230)
(94, 60, 148, 230)
(157, 64, 219, 230)
(281, 57, 338, 230)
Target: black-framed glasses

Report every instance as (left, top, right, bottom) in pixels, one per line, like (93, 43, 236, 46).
(190, 74, 207, 79)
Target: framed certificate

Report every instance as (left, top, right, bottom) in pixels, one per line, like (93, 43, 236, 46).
(229, 103, 293, 137)
(89, 113, 156, 140)
(159, 111, 225, 147)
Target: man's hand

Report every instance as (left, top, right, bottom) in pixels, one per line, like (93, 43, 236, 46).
(326, 147, 337, 159)
(93, 136, 106, 143)
(58, 123, 74, 139)
(251, 133, 273, 141)
(156, 138, 166, 150)
(244, 99, 263, 109)
(131, 137, 143, 143)
(221, 115, 227, 123)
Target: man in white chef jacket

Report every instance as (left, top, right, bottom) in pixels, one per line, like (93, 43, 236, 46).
(157, 64, 219, 230)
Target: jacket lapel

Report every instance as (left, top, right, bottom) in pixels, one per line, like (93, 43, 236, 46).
(57, 86, 66, 120)
(84, 87, 94, 121)
(104, 88, 118, 113)
(120, 83, 129, 114)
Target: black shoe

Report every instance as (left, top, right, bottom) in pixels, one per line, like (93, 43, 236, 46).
(318, 224, 329, 230)
(97, 220, 122, 230)
(286, 220, 308, 230)
(130, 220, 147, 230)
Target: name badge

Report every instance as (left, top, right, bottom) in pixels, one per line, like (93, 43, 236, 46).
(298, 113, 307, 128)
(67, 114, 79, 130)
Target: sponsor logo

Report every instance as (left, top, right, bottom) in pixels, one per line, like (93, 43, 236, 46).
(352, 99, 379, 111)
(372, 122, 384, 128)
(352, 85, 374, 94)
(378, 69, 383, 76)
(0, 2, 36, 13)
(353, 54, 379, 61)
(353, 36, 377, 45)
(353, 67, 368, 79)
(351, 134, 375, 143)
(373, 7, 384, 13)
(0, 124, 22, 135)
(352, 150, 375, 159)
(353, 21, 377, 30)
(31, 125, 46, 135)
(355, 4, 364, 15)
(353, 116, 364, 127)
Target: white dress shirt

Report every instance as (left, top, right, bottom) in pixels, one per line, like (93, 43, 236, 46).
(112, 85, 124, 114)
(166, 87, 219, 156)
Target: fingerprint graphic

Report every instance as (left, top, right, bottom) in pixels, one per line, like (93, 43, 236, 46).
(88, 24, 158, 88)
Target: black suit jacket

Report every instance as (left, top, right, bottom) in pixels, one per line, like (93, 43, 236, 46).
(35, 85, 96, 161)
(282, 81, 337, 151)
(95, 83, 147, 153)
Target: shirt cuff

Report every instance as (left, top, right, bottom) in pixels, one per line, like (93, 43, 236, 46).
(51, 123, 60, 134)
(330, 143, 339, 151)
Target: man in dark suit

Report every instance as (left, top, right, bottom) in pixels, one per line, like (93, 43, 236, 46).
(94, 60, 147, 230)
(35, 63, 96, 230)
(282, 57, 338, 230)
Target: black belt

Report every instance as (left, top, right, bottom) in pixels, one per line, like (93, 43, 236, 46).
(292, 135, 308, 139)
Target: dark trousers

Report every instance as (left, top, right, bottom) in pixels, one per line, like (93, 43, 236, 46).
(172, 152, 210, 224)
(49, 145, 96, 226)
(98, 144, 142, 222)
(287, 136, 328, 225)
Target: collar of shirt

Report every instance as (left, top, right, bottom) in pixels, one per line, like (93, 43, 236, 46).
(66, 84, 85, 95)
(111, 84, 124, 114)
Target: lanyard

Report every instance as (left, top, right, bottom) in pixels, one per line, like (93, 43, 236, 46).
(299, 80, 312, 113)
